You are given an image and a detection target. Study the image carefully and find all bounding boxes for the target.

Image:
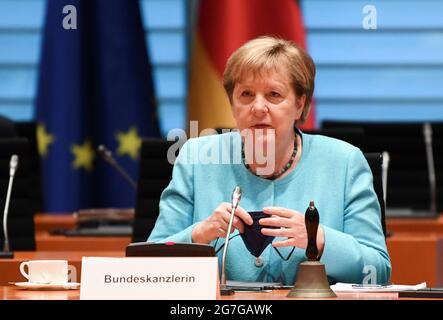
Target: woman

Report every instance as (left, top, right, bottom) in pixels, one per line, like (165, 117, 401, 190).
(148, 36, 391, 285)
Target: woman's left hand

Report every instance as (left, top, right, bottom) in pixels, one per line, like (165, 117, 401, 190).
(259, 207, 325, 254)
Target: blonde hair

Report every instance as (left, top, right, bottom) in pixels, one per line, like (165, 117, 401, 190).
(223, 36, 316, 123)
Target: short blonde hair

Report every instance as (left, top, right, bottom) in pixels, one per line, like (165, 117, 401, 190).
(223, 36, 316, 124)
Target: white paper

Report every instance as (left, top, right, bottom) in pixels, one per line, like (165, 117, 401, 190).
(331, 282, 427, 293)
(226, 280, 282, 288)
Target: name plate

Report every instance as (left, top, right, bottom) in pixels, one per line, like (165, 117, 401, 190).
(80, 257, 218, 300)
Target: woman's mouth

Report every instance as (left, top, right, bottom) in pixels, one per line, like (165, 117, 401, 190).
(251, 124, 273, 129)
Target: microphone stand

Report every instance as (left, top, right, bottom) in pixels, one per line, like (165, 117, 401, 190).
(97, 145, 137, 191)
(423, 123, 437, 216)
(220, 186, 242, 295)
(381, 151, 390, 207)
(1, 155, 18, 259)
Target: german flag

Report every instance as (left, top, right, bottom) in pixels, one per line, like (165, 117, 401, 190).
(188, 0, 315, 132)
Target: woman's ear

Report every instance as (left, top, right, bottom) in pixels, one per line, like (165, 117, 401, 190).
(295, 95, 306, 119)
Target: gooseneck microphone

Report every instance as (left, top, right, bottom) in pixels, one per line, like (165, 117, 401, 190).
(423, 123, 437, 216)
(220, 186, 242, 292)
(381, 151, 390, 205)
(97, 145, 137, 191)
(1, 154, 18, 259)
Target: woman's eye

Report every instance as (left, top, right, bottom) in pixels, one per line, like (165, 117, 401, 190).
(270, 91, 281, 97)
(241, 91, 252, 97)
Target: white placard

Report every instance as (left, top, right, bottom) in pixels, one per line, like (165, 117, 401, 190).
(80, 257, 219, 300)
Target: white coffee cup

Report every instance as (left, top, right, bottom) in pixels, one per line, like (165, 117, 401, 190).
(19, 260, 75, 284)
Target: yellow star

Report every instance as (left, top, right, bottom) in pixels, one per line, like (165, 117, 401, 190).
(36, 123, 55, 157)
(71, 139, 95, 172)
(115, 126, 142, 160)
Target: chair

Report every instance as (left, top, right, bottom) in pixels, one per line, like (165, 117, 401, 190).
(0, 119, 43, 214)
(432, 124, 443, 212)
(322, 121, 441, 214)
(363, 153, 387, 238)
(305, 129, 387, 237)
(132, 138, 175, 242)
(0, 115, 17, 138)
(0, 138, 36, 250)
(15, 121, 43, 214)
(304, 127, 366, 148)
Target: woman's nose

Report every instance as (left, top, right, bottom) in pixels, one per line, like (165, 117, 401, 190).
(252, 96, 268, 115)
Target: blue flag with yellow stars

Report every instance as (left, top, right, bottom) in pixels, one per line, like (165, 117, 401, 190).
(35, 0, 160, 212)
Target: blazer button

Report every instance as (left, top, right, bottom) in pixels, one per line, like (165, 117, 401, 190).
(255, 257, 264, 267)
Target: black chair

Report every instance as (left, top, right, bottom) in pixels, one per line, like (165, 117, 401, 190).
(323, 121, 441, 214)
(304, 127, 366, 148)
(0, 138, 36, 250)
(305, 129, 387, 237)
(364, 153, 387, 238)
(0, 115, 17, 138)
(132, 138, 175, 242)
(0, 119, 43, 214)
(15, 121, 43, 214)
(432, 124, 443, 213)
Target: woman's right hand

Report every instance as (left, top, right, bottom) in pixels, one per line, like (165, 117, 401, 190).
(191, 202, 253, 244)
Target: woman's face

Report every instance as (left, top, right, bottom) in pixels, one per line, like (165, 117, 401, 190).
(231, 67, 305, 148)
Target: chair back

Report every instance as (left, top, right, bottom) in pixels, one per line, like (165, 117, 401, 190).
(364, 153, 387, 238)
(322, 121, 442, 213)
(132, 138, 175, 242)
(0, 138, 36, 250)
(15, 121, 43, 213)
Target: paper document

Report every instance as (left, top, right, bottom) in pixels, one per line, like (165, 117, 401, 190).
(331, 282, 427, 293)
(226, 280, 281, 289)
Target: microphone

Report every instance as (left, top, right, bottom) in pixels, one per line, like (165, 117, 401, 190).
(423, 123, 437, 216)
(220, 186, 242, 294)
(381, 151, 390, 206)
(1, 154, 18, 259)
(97, 145, 137, 191)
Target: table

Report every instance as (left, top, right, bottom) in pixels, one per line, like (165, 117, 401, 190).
(36, 231, 131, 251)
(34, 214, 76, 233)
(25, 215, 443, 287)
(387, 215, 443, 235)
(0, 286, 409, 300)
(387, 234, 443, 287)
(34, 214, 132, 251)
(2, 234, 443, 288)
(32, 236, 443, 287)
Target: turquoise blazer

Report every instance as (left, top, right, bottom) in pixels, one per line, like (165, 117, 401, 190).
(148, 131, 391, 285)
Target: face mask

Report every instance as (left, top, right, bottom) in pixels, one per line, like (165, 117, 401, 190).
(214, 211, 295, 260)
(240, 211, 277, 257)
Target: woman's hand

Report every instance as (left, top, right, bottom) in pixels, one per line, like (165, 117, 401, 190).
(259, 207, 325, 255)
(192, 202, 253, 244)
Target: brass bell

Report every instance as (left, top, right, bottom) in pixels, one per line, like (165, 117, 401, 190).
(286, 201, 337, 298)
(287, 261, 336, 298)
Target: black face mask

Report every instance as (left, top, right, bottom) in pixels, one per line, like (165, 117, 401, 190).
(214, 211, 295, 260)
(240, 211, 278, 257)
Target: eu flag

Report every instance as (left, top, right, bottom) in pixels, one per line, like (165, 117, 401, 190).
(36, 0, 160, 212)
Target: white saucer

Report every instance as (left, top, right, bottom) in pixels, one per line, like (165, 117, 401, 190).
(12, 282, 80, 290)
